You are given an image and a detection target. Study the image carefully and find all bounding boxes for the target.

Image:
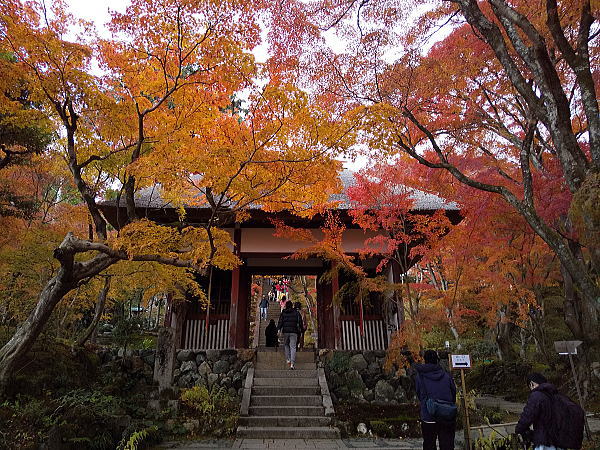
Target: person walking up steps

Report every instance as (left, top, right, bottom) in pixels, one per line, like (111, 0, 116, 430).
(277, 300, 303, 369)
(259, 294, 269, 321)
(294, 301, 307, 349)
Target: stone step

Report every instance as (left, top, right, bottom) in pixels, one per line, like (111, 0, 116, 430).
(251, 395, 323, 407)
(249, 405, 324, 416)
(255, 362, 316, 370)
(254, 369, 317, 378)
(252, 386, 321, 396)
(238, 416, 332, 427)
(256, 351, 314, 363)
(237, 426, 340, 439)
(253, 377, 318, 387)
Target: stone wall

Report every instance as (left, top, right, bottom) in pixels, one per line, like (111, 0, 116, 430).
(173, 349, 255, 399)
(318, 350, 415, 405)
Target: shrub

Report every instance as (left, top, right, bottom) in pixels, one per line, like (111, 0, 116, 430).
(327, 352, 351, 373)
(179, 385, 238, 436)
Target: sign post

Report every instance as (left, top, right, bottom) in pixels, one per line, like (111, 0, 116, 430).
(451, 354, 472, 450)
(554, 341, 592, 440)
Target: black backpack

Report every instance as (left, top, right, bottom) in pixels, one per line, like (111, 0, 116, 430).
(544, 392, 585, 449)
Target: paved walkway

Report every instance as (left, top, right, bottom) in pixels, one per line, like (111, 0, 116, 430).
(156, 438, 424, 449)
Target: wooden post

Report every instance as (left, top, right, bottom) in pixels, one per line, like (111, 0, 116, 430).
(331, 268, 341, 349)
(228, 226, 242, 348)
(460, 368, 471, 450)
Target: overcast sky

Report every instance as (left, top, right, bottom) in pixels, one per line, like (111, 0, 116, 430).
(66, 0, 129, 32)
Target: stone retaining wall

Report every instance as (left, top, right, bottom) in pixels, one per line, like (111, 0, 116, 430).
(173, 349, 255, 399)
(317, 350, 415, 405)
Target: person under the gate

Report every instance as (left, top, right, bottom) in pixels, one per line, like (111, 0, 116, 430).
(277, 300, 303, 369)
(265, 319, 278, 347)
(294, 301, 308, 349)
(259, 294, 269, 321)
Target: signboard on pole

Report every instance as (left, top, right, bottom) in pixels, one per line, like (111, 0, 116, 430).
(554, 340, 582, 355)
(450, 354, 472, 369)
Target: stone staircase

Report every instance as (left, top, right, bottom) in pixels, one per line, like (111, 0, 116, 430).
(237, 349, 340, 438)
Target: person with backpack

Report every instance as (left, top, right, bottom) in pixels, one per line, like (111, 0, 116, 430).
(515, 373, 584, 450)
(414, 350, 457, 450)
(294, 301, 308, 349)
(277, 300, 303, 369)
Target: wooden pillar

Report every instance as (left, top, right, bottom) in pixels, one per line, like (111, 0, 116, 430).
(332, 270, 342, 349)
(391, 260, 405, 325)
(317, 279, 333, 349)
(228, 226, 243, 348)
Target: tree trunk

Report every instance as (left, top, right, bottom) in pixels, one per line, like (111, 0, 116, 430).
(562, 261, 599, 398)
(0, 269, 73, 393)
(73, 276, 111, 349)
(495, 308, 518, 361)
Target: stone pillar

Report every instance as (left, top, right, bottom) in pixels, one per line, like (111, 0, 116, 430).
(153, 326, 176, 395)
(153, 299, 187, 394)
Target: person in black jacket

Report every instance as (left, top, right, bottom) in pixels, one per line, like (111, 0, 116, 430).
(515, 372, 582, 450)
(415, 350, 456, 450)
(265, 319, 278, 347)
(277, 300, 303, 369)
(259, 295, 269, 321)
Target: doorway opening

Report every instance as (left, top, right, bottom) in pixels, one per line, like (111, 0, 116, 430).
(248, 274, 318, 349)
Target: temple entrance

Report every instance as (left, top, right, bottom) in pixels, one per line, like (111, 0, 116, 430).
(248, 274, 319, 349)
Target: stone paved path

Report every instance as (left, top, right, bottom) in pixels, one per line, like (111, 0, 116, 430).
(156, 438, 424, 449)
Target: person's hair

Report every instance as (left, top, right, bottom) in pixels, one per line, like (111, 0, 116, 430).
(423, 349, 439, 364)
(269, 319, 275, 325)
(294, 301, 301, 309)
(527, 372, 547, 385)
(281, 295, 286, 301)
(285, 300, 293, 309)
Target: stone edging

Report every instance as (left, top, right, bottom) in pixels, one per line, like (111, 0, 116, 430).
(240, 367, 254, 416)
(318, 367, 335, 416)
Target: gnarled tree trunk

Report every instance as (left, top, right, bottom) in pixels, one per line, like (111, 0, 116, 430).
(74, 276, 111, 349)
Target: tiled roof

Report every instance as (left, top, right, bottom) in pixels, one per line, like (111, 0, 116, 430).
(100, 169, 458, 211)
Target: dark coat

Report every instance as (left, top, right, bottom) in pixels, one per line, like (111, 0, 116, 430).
(277, 308, 303, 334)
(265, 321, 278, 347)
(414, 363, 457, 422)
(259, 297, 269, 308)
(515, 383, 559, 447)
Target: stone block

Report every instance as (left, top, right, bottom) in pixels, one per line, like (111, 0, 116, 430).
(180, 360, 197, 373)
(177, 349, 195, 362)
(198, 361, 211, 377)
(207, 373, 218, 387)
(374, 379, 394, 401)
(195, 353, 206, 365)
(350, 354, 368, 371)
(206, 349, 220, 362)
(213, 359, 230, 374)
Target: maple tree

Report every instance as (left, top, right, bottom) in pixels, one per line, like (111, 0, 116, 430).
(0, 0, 346, 391)
(267, 0, 599, 379)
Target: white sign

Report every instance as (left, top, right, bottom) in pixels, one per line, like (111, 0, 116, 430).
(450, 354, 471, 369)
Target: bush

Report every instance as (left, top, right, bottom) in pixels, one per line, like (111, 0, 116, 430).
(179, 385, 238, 436)
(327, 352, 351, 373)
